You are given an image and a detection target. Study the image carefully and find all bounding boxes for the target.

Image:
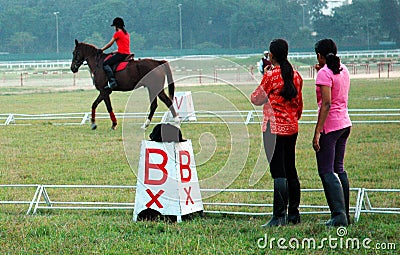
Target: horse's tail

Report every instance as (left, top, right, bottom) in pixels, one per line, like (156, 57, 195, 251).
(159, 60, 175, 100)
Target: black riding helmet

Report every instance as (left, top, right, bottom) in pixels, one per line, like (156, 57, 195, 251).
(111, 17, 125, 28)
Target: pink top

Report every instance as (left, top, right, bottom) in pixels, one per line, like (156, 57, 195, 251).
(251, 66, 303, 135)
(315, 63, 352, 133)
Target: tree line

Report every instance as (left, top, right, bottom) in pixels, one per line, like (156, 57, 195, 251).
(0, 0, 398, 55)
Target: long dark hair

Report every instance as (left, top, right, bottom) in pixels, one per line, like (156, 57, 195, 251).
(315, 39, 342, 74)
(120, 27, 128, 35)
(269, 39, 298, 100)
(115, 25, 128, 35)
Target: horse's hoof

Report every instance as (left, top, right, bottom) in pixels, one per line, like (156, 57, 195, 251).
(174, 116, 181, 127)
(141, 123, 149, 130)
(91, 123, 97, 130)
(141, 119, 151, 130)
(111, 123, 117, 130)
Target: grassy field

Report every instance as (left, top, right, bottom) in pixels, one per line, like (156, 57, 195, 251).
(0, 78, 399, 254)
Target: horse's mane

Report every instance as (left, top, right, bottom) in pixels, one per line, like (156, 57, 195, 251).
(78, 42, 98, 55)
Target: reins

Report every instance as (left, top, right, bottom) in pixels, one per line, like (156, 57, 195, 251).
(82, 47, 104, 85)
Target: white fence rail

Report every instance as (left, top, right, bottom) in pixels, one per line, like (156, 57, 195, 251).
(1, 109, 400, 126)
(1, 184, 398, 223)
(0, 49, 399, 70)
(360, 189, 400, 215)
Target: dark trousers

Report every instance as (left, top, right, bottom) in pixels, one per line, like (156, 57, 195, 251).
(263, 123, 299, 179)
(316, 127, 351, 175)
(103, 53, 128, 69)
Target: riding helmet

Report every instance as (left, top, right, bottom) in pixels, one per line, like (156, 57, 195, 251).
(111, 17, 125, 28)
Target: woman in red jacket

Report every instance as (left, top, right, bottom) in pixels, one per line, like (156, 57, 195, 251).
(251, 39, 303, 227)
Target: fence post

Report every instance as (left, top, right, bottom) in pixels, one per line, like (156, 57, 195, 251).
(199, 69, 202, 84)
(378, 63, 381, 78)
(5, 114, 15, 125)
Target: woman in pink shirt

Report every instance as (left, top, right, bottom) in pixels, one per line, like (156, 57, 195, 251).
(251, 39, 303, 227)
(99, 17, 131, 89)
(313, 39, 352, 226)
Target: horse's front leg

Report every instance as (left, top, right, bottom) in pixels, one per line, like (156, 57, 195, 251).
(142, 98, 158, 129)
(103, 92, 117, 130)
(91, 93, 104, 130)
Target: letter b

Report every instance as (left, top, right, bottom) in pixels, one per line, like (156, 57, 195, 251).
(144, 148, 168, 185)
(179, 150, 192, 183)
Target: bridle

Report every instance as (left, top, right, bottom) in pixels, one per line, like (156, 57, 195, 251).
(72, 49, 87, 71)
(72, 44, 104, 86)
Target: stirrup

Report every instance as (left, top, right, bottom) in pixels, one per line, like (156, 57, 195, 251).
(104, 80, 117, 90)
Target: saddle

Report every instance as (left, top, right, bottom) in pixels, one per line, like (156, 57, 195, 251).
(104, 53, 135, 72)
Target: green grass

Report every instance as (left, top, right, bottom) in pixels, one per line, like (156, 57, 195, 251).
(0, 78, 399, 254)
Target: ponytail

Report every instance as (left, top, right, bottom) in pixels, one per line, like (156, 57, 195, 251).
(117, 26, 128, 35)
(326, 53, 342, 74)
(269, 39, 298, 100)
(279, 59, 298, 100)
(315, 39, 342, 74)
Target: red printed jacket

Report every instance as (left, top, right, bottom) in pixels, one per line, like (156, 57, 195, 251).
(251, 66, 303, 135)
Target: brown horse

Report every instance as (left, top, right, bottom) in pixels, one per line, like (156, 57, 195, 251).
(70, 39, 178, 130)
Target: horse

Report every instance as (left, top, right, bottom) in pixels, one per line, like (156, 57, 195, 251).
(70, 39, 179, 130)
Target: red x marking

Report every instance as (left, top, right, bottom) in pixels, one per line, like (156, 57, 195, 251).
(184, 186, 194, 205)
(145, 189, 164, 208)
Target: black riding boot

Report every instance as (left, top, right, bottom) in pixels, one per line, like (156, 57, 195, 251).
(287, 178, 301, 224)
(338, 172, 351, 224)
(320, 173, 348, 226)
(262, 178, 288, 227)
(103, 65, 117, 89)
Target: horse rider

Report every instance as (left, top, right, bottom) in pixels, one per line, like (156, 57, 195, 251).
(98, 17, 131, 89)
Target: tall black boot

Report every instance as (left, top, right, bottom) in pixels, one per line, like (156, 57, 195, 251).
(338, 172, 351, 224)
(320, 173, 348, 226)
(103, 65, 117, 89)
(287, 178, 301, 224)
(261, 178, 288, 227)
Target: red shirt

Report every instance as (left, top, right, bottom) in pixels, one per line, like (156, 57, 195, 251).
(251, 66, 303, 135)
(113, 30, 130, 54)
